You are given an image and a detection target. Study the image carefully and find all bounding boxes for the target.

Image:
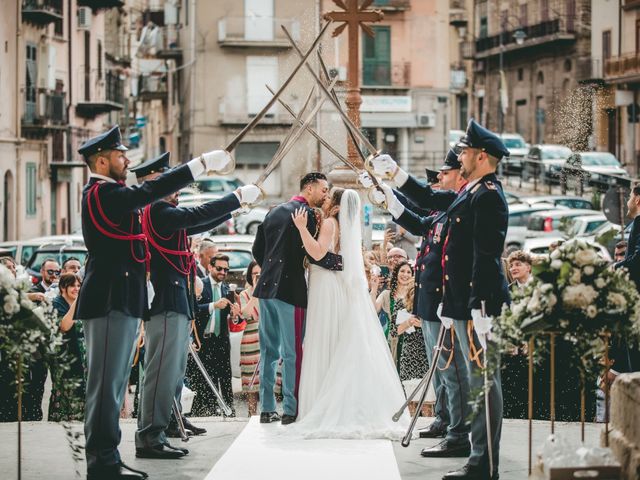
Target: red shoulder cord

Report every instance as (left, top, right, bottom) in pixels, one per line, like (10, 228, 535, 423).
(86, 182, 151, 276)
(141, 204, 196, 278)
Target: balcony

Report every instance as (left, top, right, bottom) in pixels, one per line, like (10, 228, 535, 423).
(76, 69, 124, 118)
(22, 0, 63, 26)
(474, 18, 577, 59)
(77, 0, 124, 9)
(362, 61, 411, 89)
(460, 40, 474, 59)
(22, 92, 67, 136)
(605, 53, 640, 84)
(138, 25, 182, 60)
(576, 58, 605, 85)
(372, 0, 410, 11)
(218, 17, 300, 48)
(138, 73, 167, 102)
(449, 0, 468, 28)
(218, 97, 293, 126)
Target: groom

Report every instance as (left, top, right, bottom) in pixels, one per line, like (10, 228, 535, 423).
(252, 172, 343, 424)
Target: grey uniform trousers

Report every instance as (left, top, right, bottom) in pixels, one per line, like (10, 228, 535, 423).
(82, 310, 140, 470)
(135, 311, 191, 448)
(453, 319, 503, 476)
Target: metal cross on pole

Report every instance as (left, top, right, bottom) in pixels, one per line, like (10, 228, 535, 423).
(323, 0, 383, 170)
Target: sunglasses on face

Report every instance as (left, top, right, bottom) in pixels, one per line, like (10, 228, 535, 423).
(214, 266, 229, 273)
(46, 269, 61, 276)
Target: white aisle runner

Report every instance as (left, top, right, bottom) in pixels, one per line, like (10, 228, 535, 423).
(205, 417, 402, 480)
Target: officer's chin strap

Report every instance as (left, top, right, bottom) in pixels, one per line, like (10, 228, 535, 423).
(190, 319, 202, 352)
(467, 321, 485, 369)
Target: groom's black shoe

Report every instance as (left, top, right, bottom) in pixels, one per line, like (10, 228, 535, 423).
(419, 422, 448, 439)
(281, 414, 297, 425)
(260, 412, 281, 424)
(421, 439, 471, 458)
(182, 417, 207, 435)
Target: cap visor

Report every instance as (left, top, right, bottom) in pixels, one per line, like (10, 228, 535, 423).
(115, 145, 129, 151)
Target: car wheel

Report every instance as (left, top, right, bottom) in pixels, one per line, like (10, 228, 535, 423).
(246, 222, 260, 235)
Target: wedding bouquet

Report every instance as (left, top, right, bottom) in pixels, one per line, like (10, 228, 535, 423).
(495, 239, 640, 379)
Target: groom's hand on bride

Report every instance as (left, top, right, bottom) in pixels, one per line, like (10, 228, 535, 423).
(291, 207, 308, 230)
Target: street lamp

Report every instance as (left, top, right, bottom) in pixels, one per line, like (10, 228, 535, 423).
(498, 19, 527, 134)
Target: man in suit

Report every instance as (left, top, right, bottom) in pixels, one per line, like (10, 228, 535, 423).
(371, 151, 472, 457)
(196, 240, 217, 278)
(373, 119, 511, 480)
(507, 250, 533, 291)
(76, 125, 234, 480)
(32, 258, 60, 294)
(191, 253, 239, 416)
(131, 153, 259, 457)
(252, 172, 342, 425)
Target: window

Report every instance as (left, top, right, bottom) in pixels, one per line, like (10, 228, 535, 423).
(519, 4, 528, 26)
(235, 142, 280, 166)
(53, 0, 64, 37)
(517, 68, 524, 81)
(636, 20, 640, 53)
(97, 40, 102, 80)
(479, 17, 488, 38)
(537, 71, 544, 84)
(363, 26, 391, 86)
(26, 163, 36, 216)
(602, 30, 611, 60)
(246, 56, 278, 115)
(541, 0, 549, 21)
(564, 59, 572, 72)
(566, 0, 575, 31)
(25, 44, 37, 123)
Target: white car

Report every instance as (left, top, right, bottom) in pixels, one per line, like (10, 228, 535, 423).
(564, 213, 608, 238)
(500, 133, 528, 172)
(523, 236, 611, 262)
(523, 144, 573, 182)
(525, 208, 601, 239)
(505, 203, 563, 253)
(449, 129, 465, 148)
(0, 234, 85, 266)
(234, 207, 268, 235)
(575, 152, 630, 188)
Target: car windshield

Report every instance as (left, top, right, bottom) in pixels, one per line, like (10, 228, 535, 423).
(503, 138, 526, 149)
(580, 153, 620, 167)
(219, 250, 253, 270)
(541, 146, 571, 159)
(29, 251, 88, 272)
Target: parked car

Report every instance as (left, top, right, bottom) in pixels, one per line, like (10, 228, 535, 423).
(523, 145, 572, 183)
(517, 195, 594, 210)
(0, 235, 85, 266)
(581, 221, 632, 256)
(523, 236, 612, 262)
(505, 203, 563, 253)
(26, 244, 89, 283)
(500, 133, 528, 173)
(525, 209, 601, 239)
(575, 152, 630, 189)
(189, 176, 244, 195)
(504, 191, 521, 205)
(564, 213, 608, 238)
(234, 207, 268, 235)
(208, 235, 254, 286)
(449, 129, 465, 148)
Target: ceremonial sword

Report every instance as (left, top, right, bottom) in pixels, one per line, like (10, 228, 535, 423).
(481, 300, 494, 476)
(171, 398, 190, 442)
(188, 344, 233, 416)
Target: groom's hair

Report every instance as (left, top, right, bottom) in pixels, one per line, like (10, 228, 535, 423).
(300, 172, 327, 191)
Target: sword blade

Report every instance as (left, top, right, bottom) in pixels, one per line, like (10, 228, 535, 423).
(188, 344, 233, 416)
(282, 25, 379, 156)
(255, 75, 339, 187)
(172, 398, 189, 442)
(225, 22, 331, 153)
(265, 85, 358, 174)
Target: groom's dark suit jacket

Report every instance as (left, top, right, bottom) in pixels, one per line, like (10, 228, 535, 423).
(252, 198, 342, 308)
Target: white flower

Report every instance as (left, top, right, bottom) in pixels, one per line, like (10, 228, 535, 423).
(607, 292, 627, 310)
(527, 296, 542, 314)
(551, 259, 563, 270)
(547, 293, 558, 310)
(574, 248, 598, 267)
(586, 305, 598, 318)
(541, 283, 554, 293)
(583, 265, 594, 276)
(570, 268, 582, 285)
(595, 278, 606, 289)
(550, 249, 562, 260)
(562, 284, 599, 309)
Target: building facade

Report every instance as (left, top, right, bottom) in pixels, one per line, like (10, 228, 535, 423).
(470, 0, 592, 148)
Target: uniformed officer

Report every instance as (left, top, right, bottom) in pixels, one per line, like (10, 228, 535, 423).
(130, 152, 260, 459)
(370, 151, 472, 458)
(77, 125, 235, 480)
(372, 119, 510, 480)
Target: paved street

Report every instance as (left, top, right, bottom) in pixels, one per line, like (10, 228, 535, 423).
(0, 417, 602, 480)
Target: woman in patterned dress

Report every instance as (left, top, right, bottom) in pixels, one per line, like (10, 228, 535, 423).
(239, 261, 261, 416)
(48, 273, 86, 422)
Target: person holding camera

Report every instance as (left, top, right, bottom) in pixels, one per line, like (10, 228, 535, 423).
(190, 253, 240, 417)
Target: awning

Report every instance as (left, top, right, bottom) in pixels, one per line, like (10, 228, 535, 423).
(360, 112, 417, 128)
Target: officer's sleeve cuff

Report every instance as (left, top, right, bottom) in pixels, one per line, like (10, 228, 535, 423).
(187, 158, 206, 179)
(389, 201, 405, 219)
(394, 168, 409, 187)
(208, 303, 214, 314)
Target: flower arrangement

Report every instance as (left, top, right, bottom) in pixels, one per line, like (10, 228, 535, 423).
(495, 239, 640, 380)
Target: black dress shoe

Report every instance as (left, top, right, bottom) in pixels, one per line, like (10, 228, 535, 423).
(442, 463, 496, 479)
(281, 414, 296, 425)
(164, 441, 189, 455)
(182, 417, 207, 435)
(260, 411, 281, 424)
(421, 439, 471, 458)
(87, 463, 148, 479)
(136, 443, 186, 459)
(418, 422, 448, 438)
(165, 425, 193, 438)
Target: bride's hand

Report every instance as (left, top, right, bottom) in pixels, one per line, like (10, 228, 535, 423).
(291, 207, 308, 230)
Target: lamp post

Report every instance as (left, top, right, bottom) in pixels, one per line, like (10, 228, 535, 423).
(498, 19, 527, 134)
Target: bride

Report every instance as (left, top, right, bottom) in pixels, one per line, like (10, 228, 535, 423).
(290, 188, 410, 439)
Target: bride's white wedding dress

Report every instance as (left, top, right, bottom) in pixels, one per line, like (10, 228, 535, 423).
(294, 190, 410, 440)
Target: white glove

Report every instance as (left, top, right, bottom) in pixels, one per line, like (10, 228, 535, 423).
(370, 154, 408, 186)
(378, 183, 404, 218)
(201, 149, 233, 172)
(370, 188, 386, 206)
(436, 303, 453, 330)
(358, 171, 374, 188)
(471, 308, 493, 350)
(237, 184, 261, 205)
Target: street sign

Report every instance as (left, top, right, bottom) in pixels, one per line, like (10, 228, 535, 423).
(136, 116, 147, 128)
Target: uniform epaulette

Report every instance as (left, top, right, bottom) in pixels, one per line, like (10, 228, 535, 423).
(484, 181, 497, 190)
(471, 183, 482, 194)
